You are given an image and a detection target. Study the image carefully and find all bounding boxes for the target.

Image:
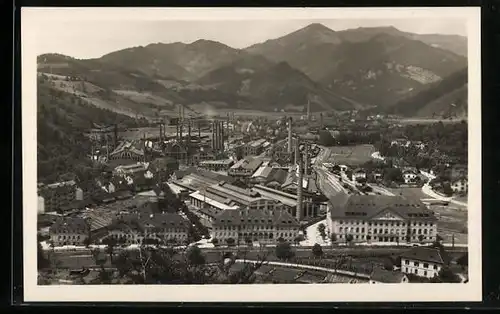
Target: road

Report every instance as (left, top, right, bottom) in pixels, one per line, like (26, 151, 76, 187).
(422, 183, 467, 208)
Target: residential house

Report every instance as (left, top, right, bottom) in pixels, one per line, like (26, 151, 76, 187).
(326, 194, 438, 244)
(369, 268, 409, 284)
(402, 168, 419, 184)
(352, 168, 367, 183)
(401, 246, 450, 279)
(451, 177, 468, 194)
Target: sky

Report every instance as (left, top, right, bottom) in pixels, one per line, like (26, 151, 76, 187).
(33, 14, 467, 59)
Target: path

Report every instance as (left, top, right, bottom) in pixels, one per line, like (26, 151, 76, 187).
(422, 183, 467, 207)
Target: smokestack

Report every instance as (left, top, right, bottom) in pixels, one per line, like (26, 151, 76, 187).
(307, 98, 311, 122)
(159, 123, 163, 143)
(294, 138, 300, 166)
(187, 119, 191, 147)
(179, 121, 183, 143)
(320, 113, 323, 130)
(220, 121, 225, 153)
(114, 124, 118, 148)
(288, 117, 293, 153)
(198, 120, 201, 140)
(296, 150, 303, 221)
(304, 142, 309, 176)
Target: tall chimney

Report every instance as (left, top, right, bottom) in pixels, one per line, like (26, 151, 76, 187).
(113, 124, 118, 148)
(307, 98, 311, 122)
(294, 138, 300, 166)
(187, 119, 191, 147)
(304, 142, 309, 176)
(296, 150, 303, 221)
(320, 113, 324, 130)
(198, 120, 201, 140)
(179, 121, 183, 144)
(287, 117, 293, 154)
(159, 123, 163, 143)
(220, 121, 225, 153)
(226, 113, 230, 136)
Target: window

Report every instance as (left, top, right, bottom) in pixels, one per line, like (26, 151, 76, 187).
(423, 263, 429, 268)
(424, 271, 427, 277)
(414, 262, 419, 267)
(414, 269, 418, 274)
(405, 260, 409, 265)
(433, 265, 437, 270)
(405, 267, 408, 273)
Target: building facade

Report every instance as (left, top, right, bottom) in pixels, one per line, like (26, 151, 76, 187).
(199, 159, 234, 172)
(401, 247, 448, 279)
(211, 208, 300, 244)
(326, 194, 438, 244)
(49, 217, 89, 246)
(106, 213, 190, 245)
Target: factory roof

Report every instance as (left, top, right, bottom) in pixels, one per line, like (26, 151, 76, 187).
(328, 194, 437, 221)
(204, 182, 268, 207)
(44, 180, 77, 189)
(189, 190, 240, 210)
(252, 166, 273, 179)
(200, 159, 234, 166)
(248, 138, 267, 148)
(111, 212, 190, 231)
(230, 157, 263, 172)
(110, 140, 144, 157)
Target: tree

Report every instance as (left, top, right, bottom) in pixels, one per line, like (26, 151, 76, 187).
(312, 243, 323, 258)
(457, 252, 468, 268)
(211, 238, 219, 246)
(418, 234, 425, 243)
(345, 234, 354, 246)
(226, 238, 236, 247)
(383, 258, 394, 271)
(293, 235, 303, 246)
(431, 266, 462, 283)
(37, 242, 50, 270)
(384, 168, 404, 184)
(102, 237, 117, 263)
(317, 223, 326, 240)
(186, 246, 206, 266)
(245, 237, 252, 247)
(275, 241, 294, 261)
(330, 233, 337, 247)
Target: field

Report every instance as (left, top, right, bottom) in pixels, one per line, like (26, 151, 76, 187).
(387, 187, 428, 200)
(324, 144, 376, 166)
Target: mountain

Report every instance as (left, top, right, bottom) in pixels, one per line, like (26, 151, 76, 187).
(245, 24, 467, 108)
(97, 40, 248, 81)
(196, 55, 356, 112)
(385, 67, 468, 117)
(337, 26, 467, 57)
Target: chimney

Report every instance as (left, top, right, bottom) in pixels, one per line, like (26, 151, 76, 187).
(296, 150, 303, 221)
(114, 124, 118, 148)
(227, 113, 230, 136)
(220, 121, 225, 153)
(307, 98, 311, 121)
(294, 137, 300, 166)
(287, 117, 293, 154)
(198, 120, 201, 140)
(159, 123, 163, 143)
(187, 119, 191, 146)
(320, 113, 323, 130)
(304, 142, 309, 176)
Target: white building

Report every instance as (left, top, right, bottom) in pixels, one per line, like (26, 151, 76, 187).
(400, 247, 449, 279)
(451, 177, 468, 194)
(37, 195, 45, 214)
(402, 169, 419, 184)
(326, 194, 438, 244)
(49, 217, 89, 246)
(352, 168, 367, 183)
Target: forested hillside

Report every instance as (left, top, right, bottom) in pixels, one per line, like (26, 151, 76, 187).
(37, 75, 149, 183)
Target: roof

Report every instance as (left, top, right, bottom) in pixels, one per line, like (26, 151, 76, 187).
(45, 180, 76, 189)
(401, 247, 450, 265)
(50, 217, 89, 234)
(198, 207, 222, 219)
(248, 138, 267, 148)
(266, 168, 288, 185)
(328, 194, 437, 221)
(252, 166, 273, 179)
(370, 268, 407, 283)
(212, 208, 299, 227)
(173, 167, 198, 179)
(200, 159, 234, 166)
(111, 212, 190, 231)
(199, 182, 270, 207)
(110, 140, 144, 157)
(230, 157, 263, 172)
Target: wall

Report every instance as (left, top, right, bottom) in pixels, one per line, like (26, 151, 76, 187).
(401, 258, 441, 278)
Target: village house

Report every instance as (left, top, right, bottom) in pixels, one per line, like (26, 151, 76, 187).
(402, 168, 419, 184)
(451, 177, 468, 194)
(401, 246, 450, 279)
(326, 194, 438, 244)
(244, 139, 267, 156)
(369, 268, 409, 284)
(351, 168, 367, 183)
